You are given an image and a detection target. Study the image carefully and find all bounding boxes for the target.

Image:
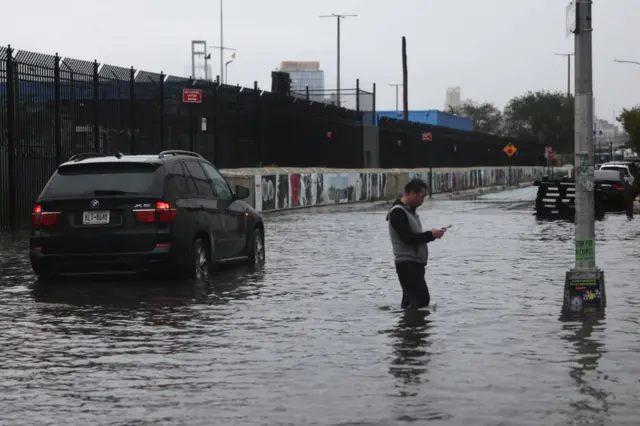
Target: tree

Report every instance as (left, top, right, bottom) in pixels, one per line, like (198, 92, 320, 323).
(502, 90, 574, 153)
(617, 106, 640, 152)
(447, 100, 503, 135)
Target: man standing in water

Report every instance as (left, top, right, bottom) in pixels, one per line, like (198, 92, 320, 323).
(386, 178, 446, 309)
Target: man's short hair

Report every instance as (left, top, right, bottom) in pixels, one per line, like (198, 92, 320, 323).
(404, 178, 429, 194)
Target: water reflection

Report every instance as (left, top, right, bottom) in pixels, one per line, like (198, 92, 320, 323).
(30, 264, 267, 326)
(560, 314, 609, 425)
(388, 309, 433, 392)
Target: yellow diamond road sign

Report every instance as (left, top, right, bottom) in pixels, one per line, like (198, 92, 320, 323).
(503, 143, 517, 157)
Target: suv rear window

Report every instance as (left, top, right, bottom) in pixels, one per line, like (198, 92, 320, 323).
(41, 162, 161, 198)
(601, 165, 630, 176)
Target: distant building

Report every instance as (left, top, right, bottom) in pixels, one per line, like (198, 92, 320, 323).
(367, 110, 473, 132)
(444, 87, 462, 111)
(278, 61, 325, 102)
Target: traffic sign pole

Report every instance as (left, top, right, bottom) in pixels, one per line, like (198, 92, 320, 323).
(563, 0, 606, 316)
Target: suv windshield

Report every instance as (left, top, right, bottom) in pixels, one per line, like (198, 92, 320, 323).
(41, 162, 161, 198)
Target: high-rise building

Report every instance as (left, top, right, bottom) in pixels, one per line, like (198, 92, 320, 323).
(444, 87, 462, 111)
(278, 61, 325, 102)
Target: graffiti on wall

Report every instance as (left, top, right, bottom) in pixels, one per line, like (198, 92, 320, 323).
(254, 172, 388, 212)
(408, 167, 544, 193)
(253, 167, 543, 212)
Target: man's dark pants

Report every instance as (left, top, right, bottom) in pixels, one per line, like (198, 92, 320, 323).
(395, 261, 430, 309)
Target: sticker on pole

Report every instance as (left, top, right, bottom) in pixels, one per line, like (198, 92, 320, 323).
(422, 132, 432, 141)
(575, 238, 595, 263)
(183, 89, 202, 103)
(503, 143, 517, 157)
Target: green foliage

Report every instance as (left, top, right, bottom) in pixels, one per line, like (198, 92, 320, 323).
(502, 90, 574, 154)
(447, 100, 503, 135)
(617, 106, 640, 152)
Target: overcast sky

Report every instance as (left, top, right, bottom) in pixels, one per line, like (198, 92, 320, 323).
(2, 0, 639, 122)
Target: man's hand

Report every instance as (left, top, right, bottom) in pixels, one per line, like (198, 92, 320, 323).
(431, 228, 446, 239)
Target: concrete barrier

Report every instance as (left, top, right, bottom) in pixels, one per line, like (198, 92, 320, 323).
(220, 166, 546, 213)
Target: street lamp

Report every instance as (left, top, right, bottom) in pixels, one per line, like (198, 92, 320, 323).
(554, 52, 574, 97)
(320, 13, 357, 107)
(389, 83, 403, 114)
(209, 45, 236, 83)
(225, 51, 236, 84)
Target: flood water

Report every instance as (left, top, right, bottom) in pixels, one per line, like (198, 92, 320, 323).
(1, 186, 640, 426)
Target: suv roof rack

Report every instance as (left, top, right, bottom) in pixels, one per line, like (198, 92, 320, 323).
(158, 150, 203, 159)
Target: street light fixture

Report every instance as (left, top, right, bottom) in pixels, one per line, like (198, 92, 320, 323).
(320, 13, 358, 108)
(613, 58, 640, 66)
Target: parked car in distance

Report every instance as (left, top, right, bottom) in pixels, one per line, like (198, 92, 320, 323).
(599, 161, 640, 186)
(594, 169, 632, 211)
(30, 150, 265, 280)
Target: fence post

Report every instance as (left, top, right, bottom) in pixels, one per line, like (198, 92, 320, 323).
(372, 83, 376, 126)
(129, 67, 136, 154)
(356, 78, 360, 112)
(253, 81, 261, 166)
(188, 77, 194, 152)
(212, 81, 219, 164)
(92, 60, 100, 153)
(6, 46, 16, 231)
(54, 53, 62, 166)
(159, 71, 165, 150)
(305, 85, 309, 101)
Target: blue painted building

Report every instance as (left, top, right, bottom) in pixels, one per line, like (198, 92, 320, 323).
(364, 109, 473, 132)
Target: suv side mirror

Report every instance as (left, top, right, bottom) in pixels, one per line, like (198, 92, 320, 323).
(234, 185, 250, 200)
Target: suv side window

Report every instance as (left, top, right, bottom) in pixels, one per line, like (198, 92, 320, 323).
(164, 162, 189, 201)
(184, 161, 216, 198)
(200, 162, 233, 201)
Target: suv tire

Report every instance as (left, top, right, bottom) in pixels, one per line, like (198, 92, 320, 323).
(247, 227, 265, 266)
(191, 238, 210, 280)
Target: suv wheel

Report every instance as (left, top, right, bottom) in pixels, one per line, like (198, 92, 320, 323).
(248, 228, 265, 266)
(193, 238, 210, 280)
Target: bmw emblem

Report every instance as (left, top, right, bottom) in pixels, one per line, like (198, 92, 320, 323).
(90, 199, 100, 209)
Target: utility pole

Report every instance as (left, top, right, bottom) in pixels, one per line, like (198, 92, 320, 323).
(320, 13, 357, 108)
(389, 84, 403, 113)
(401, 36, 408, 121)
(220, 0, 224, 83)
(563, 0, 606, 315)
(554, 53, 574, 97)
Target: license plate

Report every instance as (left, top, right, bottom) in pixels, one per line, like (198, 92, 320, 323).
(82, 210, 110, 225)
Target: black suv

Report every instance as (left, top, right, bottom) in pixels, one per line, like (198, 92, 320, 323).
(30, 150, 265, 280)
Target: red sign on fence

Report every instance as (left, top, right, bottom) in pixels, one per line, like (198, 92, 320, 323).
(422, 132, 432, 141)
(182, 89, 202, 104)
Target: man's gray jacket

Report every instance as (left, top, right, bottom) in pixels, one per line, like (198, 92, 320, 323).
(386, 199, 435, 265)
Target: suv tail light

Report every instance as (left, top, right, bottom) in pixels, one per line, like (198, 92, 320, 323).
(612, 183, 625, 191)
(134, 201, 177, 224)
(32, 205, 60, 228)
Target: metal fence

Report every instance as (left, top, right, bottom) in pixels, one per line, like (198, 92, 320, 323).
(378, 117, 544, 169)
(0, 45, 367, 230)
(290, 80, 375, 125)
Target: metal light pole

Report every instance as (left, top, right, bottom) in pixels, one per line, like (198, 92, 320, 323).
(320, 13, 357, 108)
(554, 52, 574, 97)
(564, 0, 605, 315)
(389, 83, 403, 114)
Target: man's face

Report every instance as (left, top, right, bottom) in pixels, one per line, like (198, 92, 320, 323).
(407, 188, 428, 207)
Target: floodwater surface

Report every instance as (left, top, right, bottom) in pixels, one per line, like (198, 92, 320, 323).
(1, 186, 640, 426)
